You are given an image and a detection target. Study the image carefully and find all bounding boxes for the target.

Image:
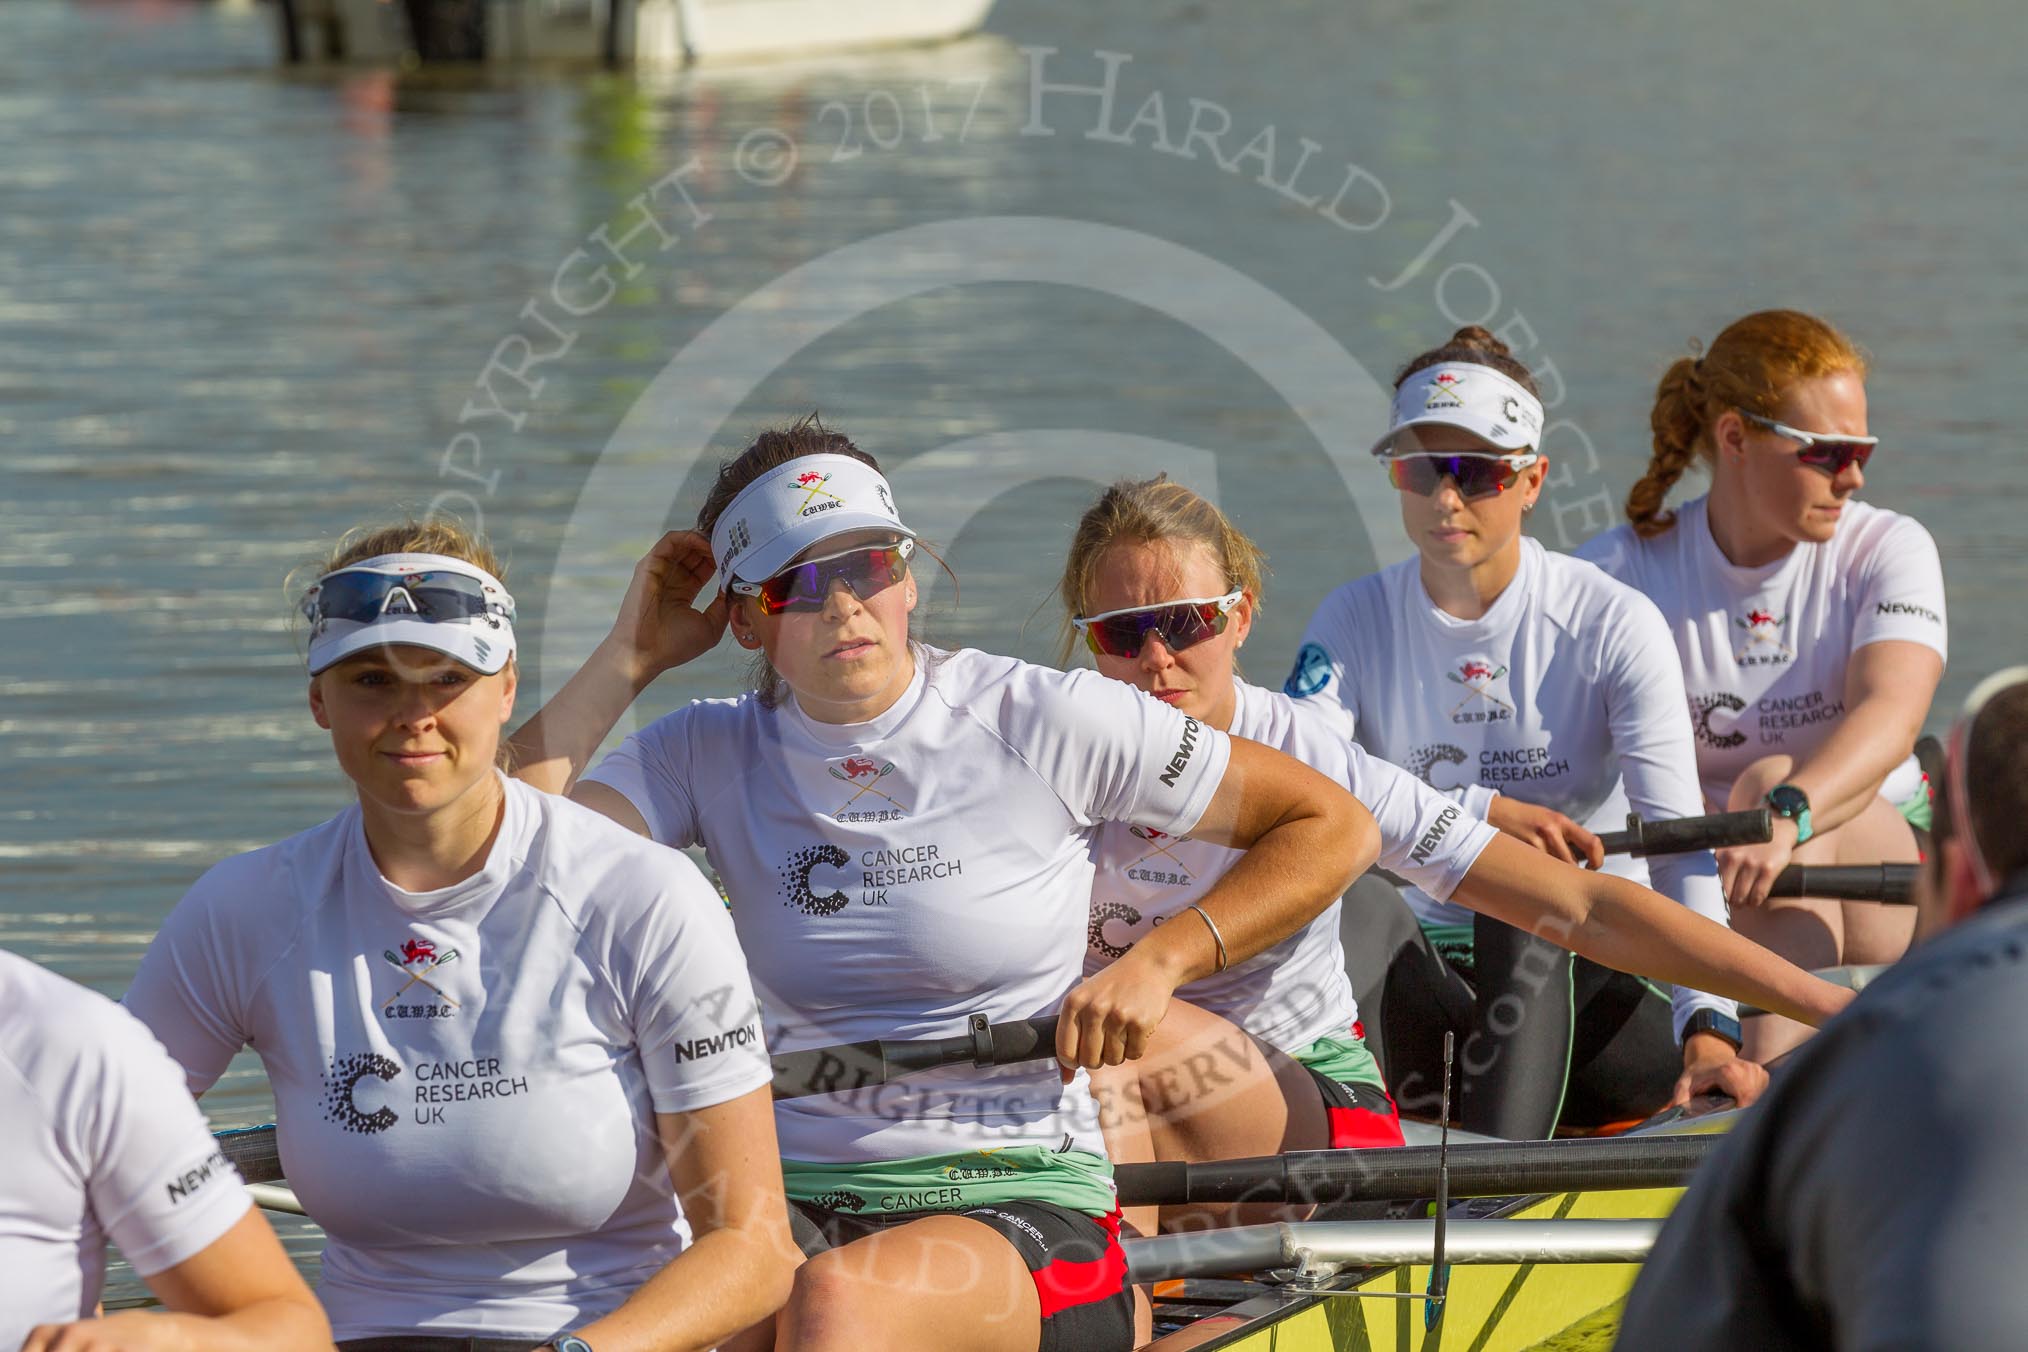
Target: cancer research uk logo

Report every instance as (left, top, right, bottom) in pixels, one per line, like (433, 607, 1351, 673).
(1733, 607, 1794, 666)
(323, 1051, 402, 1136)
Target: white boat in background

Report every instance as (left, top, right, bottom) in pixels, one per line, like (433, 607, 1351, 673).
(278, 0, 997, 68)
(646, 0, 996, 65)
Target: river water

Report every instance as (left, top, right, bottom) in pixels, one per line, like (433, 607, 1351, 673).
(3, 0, 2022, 1305)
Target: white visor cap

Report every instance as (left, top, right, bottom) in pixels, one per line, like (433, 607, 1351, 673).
(1373, 361, 1546, 458)
(710, 453, 917, 588)
(303, 553, 517, 677)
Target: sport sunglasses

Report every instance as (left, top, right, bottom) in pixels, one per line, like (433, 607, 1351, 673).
(303, 569, 514, 627)
(1738, 409, 1878, 476)
(729, 539, 914, 615)
(1074, 590, 1244, 659)
(1384, 451, 1539, 502)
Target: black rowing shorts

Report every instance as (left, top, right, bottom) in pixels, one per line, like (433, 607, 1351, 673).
(791, 1197, 1134, 1352)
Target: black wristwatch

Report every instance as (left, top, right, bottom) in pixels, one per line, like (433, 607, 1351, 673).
(552, 1337, 595, 1352)
(1684, 1009, 1744, 1051)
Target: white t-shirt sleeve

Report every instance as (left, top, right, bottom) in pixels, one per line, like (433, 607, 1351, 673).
(1343, 739, 1497, 901)
(1597, 592, 1737, 1037)
(580, 710, 705, 849)
(86, 1006, 253, 1277)
(987, 665, 1231, 838)
(602, 851, 772, 1115)
(123, 863, 263, 1097)
(1849, 514, 1948, 661)
(1286, 592, 1360, 742)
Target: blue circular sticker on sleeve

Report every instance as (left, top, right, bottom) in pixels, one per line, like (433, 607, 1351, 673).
(1284, 641, 1335, 699)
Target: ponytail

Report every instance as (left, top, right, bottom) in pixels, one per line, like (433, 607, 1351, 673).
(1629, 356, 1709, 538)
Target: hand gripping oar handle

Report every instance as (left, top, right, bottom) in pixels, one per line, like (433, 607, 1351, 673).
(1598, 808, 1773, 857)
(1765, 863, 1916, 903)
(1111, 1133, 1718, 1207)
(771, 1014, 1062, 1100)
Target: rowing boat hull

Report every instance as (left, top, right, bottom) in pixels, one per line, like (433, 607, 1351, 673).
(1158, 1182, 1678, 1352)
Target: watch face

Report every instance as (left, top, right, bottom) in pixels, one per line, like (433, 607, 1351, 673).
(1769, 785, 1809, 818)
(555, 1338, 593, 1352)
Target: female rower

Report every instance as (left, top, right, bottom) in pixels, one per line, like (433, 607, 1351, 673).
(1578, 310, 1947, 1060)
(124, 521, 794, 1351)
(505, 416, 1376, 1352)
(1286, 326, 1768, 1139)
(1067, 477, 1849, 1167)
(2, 949, 329, 1352)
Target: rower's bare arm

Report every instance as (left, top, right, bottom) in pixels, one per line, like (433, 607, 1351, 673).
(507, 530, 727, 795)
(1057, 739, 1376, 1072)
(1165, 737, 1377, 980)
(1776, 638, 1943, 834)
(568, 1088, 795, 1352)
(1454, 834, 1852, 1026)
(19, 1209, 331, 1352)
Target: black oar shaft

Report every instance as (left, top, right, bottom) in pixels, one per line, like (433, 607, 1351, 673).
(1598, 809, 1772, 857)
(770, 1014, 1059, 1100)
(1113, 1134, 1716, 1207)
(1767, 863, 1915, 903)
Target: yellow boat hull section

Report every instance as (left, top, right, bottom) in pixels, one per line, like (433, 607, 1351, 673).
(1214, 1185, 1682, 1352)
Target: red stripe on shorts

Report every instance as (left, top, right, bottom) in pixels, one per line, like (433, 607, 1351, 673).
(1328, 1102, 1406, 1150)
(1031, 1208, 1126, 1320)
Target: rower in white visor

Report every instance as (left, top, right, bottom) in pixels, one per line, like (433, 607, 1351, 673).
(1289, 325, 1762, 1140)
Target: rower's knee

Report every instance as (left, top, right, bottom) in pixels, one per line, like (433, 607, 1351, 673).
(779, 1248, 868, 1348)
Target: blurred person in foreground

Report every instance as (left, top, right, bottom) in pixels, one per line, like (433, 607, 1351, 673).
(1616, 665, 2028, 1350)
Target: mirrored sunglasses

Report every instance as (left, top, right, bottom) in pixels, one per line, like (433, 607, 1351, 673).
(729, 539, 914, 616)
(1384, 452, 1536, 501)
(303, 569, 513, 628)
(1074, 590, 1244, 659)
(1738, 409, 1878, 476)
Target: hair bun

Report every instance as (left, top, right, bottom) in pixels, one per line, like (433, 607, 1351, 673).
(1447, 325, 1511, 360)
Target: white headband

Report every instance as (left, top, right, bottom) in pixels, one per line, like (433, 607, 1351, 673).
(303, 553, 516, 676)
(1374, 360, 1546, 457)
(709, 454, 916, 589)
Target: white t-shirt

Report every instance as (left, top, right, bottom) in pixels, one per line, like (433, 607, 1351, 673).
(1291, 537, 1734, 1036)
(580, 646, 1232, 1168)
(1087, 681, 1496, 1054)
(123, 777, 769, 1343)
(1578, 496, 1948, 809)
(1, 950, 252, 1350)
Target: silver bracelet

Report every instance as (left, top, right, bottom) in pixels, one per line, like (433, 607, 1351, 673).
(1185, 903, 1229, 973)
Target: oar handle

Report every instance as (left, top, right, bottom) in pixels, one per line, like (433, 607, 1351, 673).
(1765, 863, 1916, 903)
(1598, 809, 1773, 857)
(771, 1014, 1061, 1100)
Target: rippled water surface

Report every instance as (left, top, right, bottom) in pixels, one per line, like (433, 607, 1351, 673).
(4, 0, 2023, 1303)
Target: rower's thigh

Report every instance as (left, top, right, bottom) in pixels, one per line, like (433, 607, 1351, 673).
(1133, 998, 1322, 1163)
(1815, 793, 1920, 964)
(1729, 898, 1844, 971)
(777, 1215, 1040, 1352)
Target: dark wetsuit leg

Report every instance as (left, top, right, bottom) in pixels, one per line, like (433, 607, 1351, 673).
(1457, 912, 1576, 1140)
(1560, 961, 1680, 1128)
(1340, 876, 1475, 1119)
